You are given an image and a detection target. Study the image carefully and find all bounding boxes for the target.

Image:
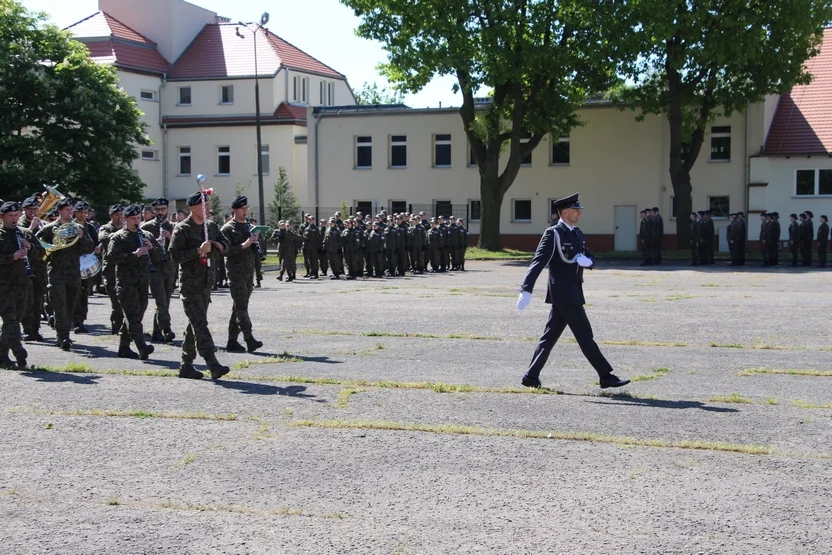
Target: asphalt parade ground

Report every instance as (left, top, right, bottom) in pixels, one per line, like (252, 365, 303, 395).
(1, 260, 831, 554)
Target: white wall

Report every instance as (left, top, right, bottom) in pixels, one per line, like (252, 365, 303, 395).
(162, 78, 275, 118)
(118, 70, 165, 198)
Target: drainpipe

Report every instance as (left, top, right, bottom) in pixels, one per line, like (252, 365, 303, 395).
(314, 111, 322, 207)
(159, 73, 168, 198)
(745, 104, 751, 245)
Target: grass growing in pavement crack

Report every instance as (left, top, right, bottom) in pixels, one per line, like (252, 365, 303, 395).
(234, 352, 303, 369)
(737, 368, 832, 378)
(249, 417, 274, 440)
(631, 367, 672, 382)
(708, 393, 753, 404)
(792, 400, 832, 409)
(291, 419, 775, 456)
(336, 387, 365, 408)
(9, 407, 238, 421)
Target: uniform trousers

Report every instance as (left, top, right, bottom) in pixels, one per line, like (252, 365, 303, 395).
(525, 301, 614, 381)
(0, 282, 28, 354)
(148, 261, 175, 334)
(104, 271, 124, 332)
(49, 275, 80, 342)
(117, 279, 149, 349)
(23, 275, 45, 335)
(228, 275, 254, 341)
(180, 287, 218, 365)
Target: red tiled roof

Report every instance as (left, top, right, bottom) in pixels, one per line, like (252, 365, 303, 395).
(68, 12, 169, 75)
(275, 103, 308, 120)
(169, 24, 344, 80)
(765, 28, 832, 155)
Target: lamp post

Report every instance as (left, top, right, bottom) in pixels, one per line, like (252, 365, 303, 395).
(237, 12, 270, 224)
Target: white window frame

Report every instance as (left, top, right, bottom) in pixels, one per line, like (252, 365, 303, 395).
(139, 90, 156, 101)
(293, 76, 309, 103)
(217, 146, 231, 176)
(468, 199, 482, 222)
(520, 133, 532, 166)
(177, 86, 192, 106)
(256, 144, 270, 175)
(707, 195, 730, 219)
(709, 125, 731, 162)
(389, 135, 407, 169)
(178, 146, 191, 176)
(141, 149, 158, 161)
(320, 81, 326, 105)
(550, 135, 570, 166)
(512, 199, 532, 223)
(795, 168, 832, 197)
(220, 85, 234, 105)
(433, 133, 452, 168)
(468, 143, 478, 168)
(355, 136, 372, 169)
(327, 82, 334, 105)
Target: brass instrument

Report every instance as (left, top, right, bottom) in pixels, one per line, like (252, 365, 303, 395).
(36, 185, 66, 219)
(40, 223, 81, 259)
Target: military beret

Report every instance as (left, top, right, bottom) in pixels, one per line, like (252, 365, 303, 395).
(123, 204, 141, 217)
(0, 201, 22, 214)
(697, 211, 705, 216)
(231, 195, 247, 209)
(142, 205, 154, 212)
(56, 198, 73, 210)
(186, 191, 205, 206)
(790, 213, 798, 219)
(821, 215, 828, 220)
(73, 200, 90, 211)
(806, 210, 814, 218)
(109, 204, 124, 215)
(152, 197, 169, 207)
(328, 218, 336, 223)
(21, 196, 39, 208)
(652, 207, 659, 211)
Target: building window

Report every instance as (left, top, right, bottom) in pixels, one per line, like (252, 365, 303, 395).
(710, 126, 731, 161)
(670, 196, 677, 220)
(550, 199, 559, 220)
(178, 147, 191, 175)
(390, 135, 407, 168)
(140, 90, 156, 101)
(468, 145, 478, 167)
(434, 134, 451, 167)
(217, 146, 231, 175)
(708, 196, 730, 218)
(178, 87, 191, 105)
(293, 76, 309, 103)
(355, 200, 373, 216)
(141, 150, 157, 161)
(551, 136, 570, 165)
(220, 85, 234, 104)
(513, 199, 532, 222)
(469, 200, 481, 222)
(391, 200, 407, 214)
(435, 200, 452, 219)
(355, 136, 372, 169)
(327, 82, 334, 105)
(520, 133, 532, 166)
(796, 169, 832, 196)
(257, 145, 269, 175)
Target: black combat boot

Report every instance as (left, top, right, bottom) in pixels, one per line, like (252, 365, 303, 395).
(118, 339, 139, 359)
(74, 323, 88, 334)
(138, 343, 155, 361)
(151, 322, 164, 343)
(0, 351, 14, 369)
(61, 338, 72, 352)
(226, 338, 246, 353)
(164, 329, 176, 343)
(245, 336, 263, 353)
(24, 331, 44, 342)
(178, 363, 203, 380)
(12, 346, 28, 369)
(208, 362, 230, 380)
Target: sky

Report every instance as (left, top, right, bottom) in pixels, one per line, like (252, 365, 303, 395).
(20, 0, 464, 109)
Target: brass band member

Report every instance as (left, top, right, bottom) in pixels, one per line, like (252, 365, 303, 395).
(20, 196, 46, 341)
(141, 197, 176, 343)
(0, 201, 33, 369)
(71, 200, 100, 334)
(98, 205, 125, 334)
(36, 198, 94, 351)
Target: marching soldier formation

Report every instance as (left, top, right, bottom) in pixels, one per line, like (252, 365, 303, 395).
(272, 210, 468, 279)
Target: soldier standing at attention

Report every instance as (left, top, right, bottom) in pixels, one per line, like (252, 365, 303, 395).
(651, 207, 664, 265)
(770, 212, 781, 266)
(273, 221, 286, 281)
(759, 212, 769, 266)
(98, 205, 125, 334)
(0, 201, 32, 369)
(141, 198, 176, 343)
(221, 196, 264, 354)
(726, 214, 738, 265)
(639, 210, 650, 266)
(107, 204, 159, 360)
(788, 213, 800, 266)
(803, 211, 815, 266)
(688, 212, 699, 266)
(427, 218, 442, 273)
(705, 210, 716, 264)
(302, 214, 321, 279)
(318, 219, 329, 276)
(19, 197, 46, 342)
(283, 220, 302, 281)
(325, 218, 344, 279)
(517, 193, 629, 390)
(36, 198, 94, 351)
(396, 215, 409, 276)
(736, 212, 747, 264)
(71, 201, 99, 334)
(817, 215, 829, 268)
(409, 216, 425, 274)
(457, 218, 468, 271)
(367, 221, 383, 277)
(169, 191, 230, 380)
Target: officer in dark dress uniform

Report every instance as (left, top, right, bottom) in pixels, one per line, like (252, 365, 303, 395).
(517, 193, 629, 389)
(817, 215, 829, 268)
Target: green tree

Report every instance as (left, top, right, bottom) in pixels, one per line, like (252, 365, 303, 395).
(0, 0, 150, 205)
(341, 0, 622, 250)
(354, 81, 405, 105)
(266, 167, 300, 228)
(209, 192, 222, 218)
(616, 0, 832, 247)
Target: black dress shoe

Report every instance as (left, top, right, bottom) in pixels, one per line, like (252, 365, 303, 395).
(178, 364, 203, 380)
(24, 332, 44, 342)
(600, 374, 631, 389)
(521, 376, 542, 388)
(164, 330, 176, 342)
(151, 330, 165, 343)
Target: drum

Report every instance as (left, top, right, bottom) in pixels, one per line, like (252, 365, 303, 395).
(80, 254, 102, 280)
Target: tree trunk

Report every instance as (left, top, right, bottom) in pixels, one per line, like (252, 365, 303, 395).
(670, 169, 693, 249)
(477, 167, 504, 251)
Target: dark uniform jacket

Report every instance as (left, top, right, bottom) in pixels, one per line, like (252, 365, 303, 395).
(169, 215, 226, 292)
(0, 226, 32, 285)
(98, 223, 123, 282)
(107, 228, 162, 286)
(221, 220, 258, 280)
(141, 217, 174, 263)
(818, 222, 829, 246)
(36, 221, 95, 279)
(520, 221, 594, 306)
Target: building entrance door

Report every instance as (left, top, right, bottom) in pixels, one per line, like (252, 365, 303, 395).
(614, 205, 637, 251)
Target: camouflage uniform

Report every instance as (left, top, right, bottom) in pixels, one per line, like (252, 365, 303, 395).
(169, 214, 228, 368)
(72, 219, 99, 329)
(97, 222, 124, 334)
(141, 217, 176, 340)
(0, 224, 32, 366)
(221, 219, 261, 350)
(324, 224, 344, 277)
(302, 222, 321, 277)
(36, 221, 94, 346)
(19, 214, 46, 340)
(318, 223, 329, 276)
(108, 226, 161, 357)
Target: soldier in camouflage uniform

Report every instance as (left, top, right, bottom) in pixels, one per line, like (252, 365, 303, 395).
(283, 220, 302, 281)
(366, 221, 383, 277)
(98, 205, 125, 334)
(324, 218, 344, 279)
(318, 219, 329, 276)
(457, 218, 468, 271)
(409, 216, 425, 274)
(342, 219, 358, 280)
(249, 217, 265, 287)
(141, 197, 176, 343)
(169, 191, 230, 380)
(817, 215, 829, 268)
(36, 198, 95, 351)
(302, 214, 321, 279)
(221, 196, 264, 354)
(427, 218, 442, 272)
(0, 201, 33, 369)
(71, 200, 100, 333)
(107, 204, 159, 360)
(788, 213, 801, 266)
(19, 196, 46, 341)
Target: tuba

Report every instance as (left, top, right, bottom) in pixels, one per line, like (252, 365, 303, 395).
(36, 185, 66, 219)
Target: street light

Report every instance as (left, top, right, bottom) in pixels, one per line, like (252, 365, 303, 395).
(237, 11, 270, 225)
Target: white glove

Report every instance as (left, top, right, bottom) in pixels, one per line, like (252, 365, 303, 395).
(576, 254, 593, 268)
(517, 291, 532, 311)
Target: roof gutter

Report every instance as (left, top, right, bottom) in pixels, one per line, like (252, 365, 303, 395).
(159, 72, 168, 198)
(314, 110, 322, 207)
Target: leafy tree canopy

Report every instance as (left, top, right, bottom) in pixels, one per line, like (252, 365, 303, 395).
(354, 81, 405, 105)
(0, 0, 150, 207)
